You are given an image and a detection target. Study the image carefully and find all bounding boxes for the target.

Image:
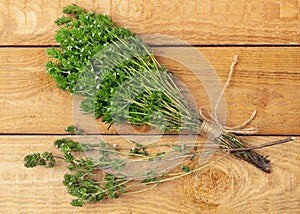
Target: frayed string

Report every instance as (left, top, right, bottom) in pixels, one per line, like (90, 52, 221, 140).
(199, 55, 257, 136)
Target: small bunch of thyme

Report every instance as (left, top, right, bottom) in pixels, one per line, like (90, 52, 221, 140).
(25, 137, 126, 206)
(24, 126, 231, 206)
(24, 130, 295, 206)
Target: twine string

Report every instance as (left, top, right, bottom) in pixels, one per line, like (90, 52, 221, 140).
(199, 55, 257, 136)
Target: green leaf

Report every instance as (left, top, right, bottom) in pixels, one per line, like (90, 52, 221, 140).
(24, 153, 45, 168)
(62, 5, 86, 15)
(182, 165, 191, 173)
(71, 199, 85, 207)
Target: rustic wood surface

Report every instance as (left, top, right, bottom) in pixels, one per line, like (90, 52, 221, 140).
(0, 0, 300, 45)
(0, 0, 299, 213)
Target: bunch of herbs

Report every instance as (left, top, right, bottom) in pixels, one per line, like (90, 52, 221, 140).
(23, 4, 293, 206)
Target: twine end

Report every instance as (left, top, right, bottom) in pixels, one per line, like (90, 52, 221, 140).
(232, 55, 238, 64)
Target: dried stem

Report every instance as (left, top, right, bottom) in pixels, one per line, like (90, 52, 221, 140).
(216, 132, 272, 173)
(226, 137, 296, 152)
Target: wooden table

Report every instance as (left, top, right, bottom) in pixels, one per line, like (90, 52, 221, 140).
(0, 1, 299, 213)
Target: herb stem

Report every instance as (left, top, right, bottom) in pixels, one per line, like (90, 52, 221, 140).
(144, 152, 229, 185)
(225, 137, 295, 152)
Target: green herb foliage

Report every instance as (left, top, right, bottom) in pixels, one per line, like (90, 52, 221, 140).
(22, 135, 173, 206)
(24, 152, 55, 168)
(25, 137, 128, 207)
(46, 5, 200, 132)
(46, 5, 133, 93)
(24, 126, 231, 206)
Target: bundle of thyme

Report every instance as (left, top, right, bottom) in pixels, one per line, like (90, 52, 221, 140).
(24, 5, 295, 206)
(46, 5, 269, 170)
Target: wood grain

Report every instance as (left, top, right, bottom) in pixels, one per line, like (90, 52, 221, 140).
(0, 135, 299, 213)
(0, 48, 73, 134)
(113, 0, 300, 45)
(1, 0, 300, 45)
(0, 47, 299, 134)
(1, 1, 299, 213)
(0, 0, 111, 46)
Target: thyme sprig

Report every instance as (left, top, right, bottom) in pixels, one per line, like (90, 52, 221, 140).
(24, 131, 233, 206)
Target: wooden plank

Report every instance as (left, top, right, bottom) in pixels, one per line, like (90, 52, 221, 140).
(1, 0, 300, 45)
(0, 135, 299, 213)
(112, 0, 300, 45)
(0, 48, 73, 134)
(0, 0, 111, 46)
(0, 47, 299, 134)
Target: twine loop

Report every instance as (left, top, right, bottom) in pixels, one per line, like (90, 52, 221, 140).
(199, 55, 257, 137)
